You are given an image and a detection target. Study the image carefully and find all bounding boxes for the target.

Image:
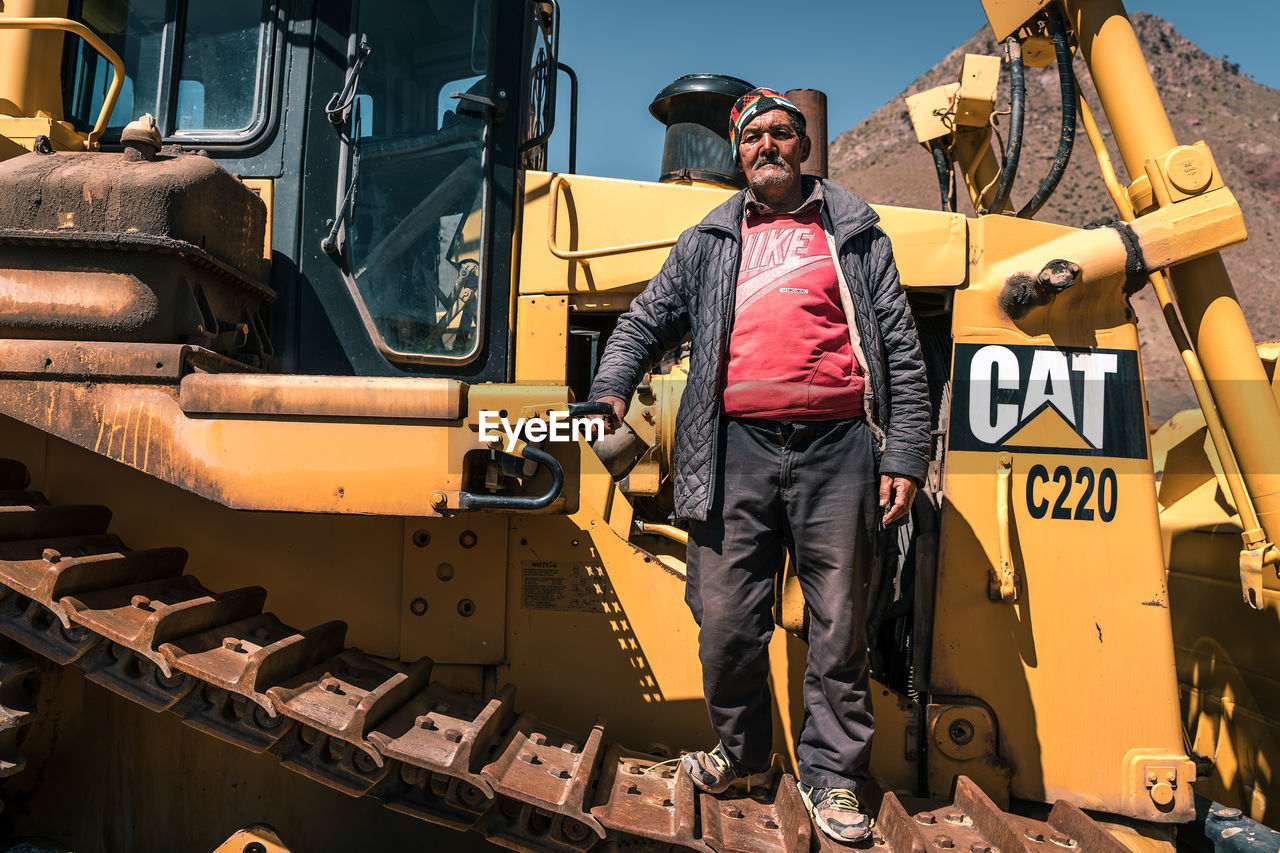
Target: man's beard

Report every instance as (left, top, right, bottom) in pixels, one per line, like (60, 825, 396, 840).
(749, 152, 793, 190)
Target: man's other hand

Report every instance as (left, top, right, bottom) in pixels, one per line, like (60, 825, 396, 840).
(593, 395, 627, 434)
(879, 475, 916, 526)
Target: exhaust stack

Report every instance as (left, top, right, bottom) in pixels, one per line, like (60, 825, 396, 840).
(649, 73, 754, 189)
(785, 88, 829, 178)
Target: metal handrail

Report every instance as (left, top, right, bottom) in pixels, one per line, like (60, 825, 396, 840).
(458, 445, 564, 511)
(546, 173, 677, 264)
(0, 17, 125, 146)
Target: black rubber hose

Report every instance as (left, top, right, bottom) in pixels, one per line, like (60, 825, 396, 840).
(1018, 6, 1078, 219)
(987, 35, 1025, 215)
(931, 143, 955, 212)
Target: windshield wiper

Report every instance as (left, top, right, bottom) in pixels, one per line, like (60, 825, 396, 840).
(322, 95, 363, 256)
(322, 37, 371, 257)
(325, 36, 371, 128)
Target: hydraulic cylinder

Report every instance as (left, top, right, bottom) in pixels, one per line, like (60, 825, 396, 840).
(1066, 0, 1280, 549)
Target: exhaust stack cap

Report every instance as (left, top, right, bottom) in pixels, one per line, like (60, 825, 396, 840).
(649, 73, 754, 189)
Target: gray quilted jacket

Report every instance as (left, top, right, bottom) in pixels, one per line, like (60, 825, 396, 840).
(588, 178, 931, 522)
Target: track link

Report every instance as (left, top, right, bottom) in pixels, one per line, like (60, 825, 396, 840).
(0, 458, 1131, 852)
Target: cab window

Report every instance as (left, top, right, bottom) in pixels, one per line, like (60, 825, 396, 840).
(63, 0, 275, 140)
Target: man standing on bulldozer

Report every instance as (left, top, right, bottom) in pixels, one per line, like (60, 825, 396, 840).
(589, 87, 931, 843)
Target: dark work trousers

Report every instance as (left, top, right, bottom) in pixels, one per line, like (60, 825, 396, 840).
(685, 416, 878, 790)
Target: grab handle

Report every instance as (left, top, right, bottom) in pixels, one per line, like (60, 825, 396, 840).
(992, 453, 1017, 601)
(547, 174, 678, 265)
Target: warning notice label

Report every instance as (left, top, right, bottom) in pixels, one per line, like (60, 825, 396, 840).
(520, 560, 607, 612)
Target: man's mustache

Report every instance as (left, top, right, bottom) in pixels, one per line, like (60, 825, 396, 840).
(753, 151, 788, 168)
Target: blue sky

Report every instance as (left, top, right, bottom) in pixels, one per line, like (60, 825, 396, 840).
(545, 0, 1279, 181)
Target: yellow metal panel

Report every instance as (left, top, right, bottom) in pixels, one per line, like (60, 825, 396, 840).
(933, 213, 1192, 821)
(1156, 401, 1280, 823)
(874, 206, 969, 287)
(571, 446, 703, 702)
(981, 0, 1053, 41)
(400, 514, 507, 664)
(514, 294, 568, 384)
(0, 114, 87, 159)
(180, 374, 465, 419)
(0, 376, 573, 516)
(524, 171, 968, 295)
(520, 171, 733, 297)
(1021, 35, 1058, 68)
(499, 478, 713, 754)
(241, 177, 275, 260)
(905, 83, 960, 145)
(956, 54, 1001, 128)
(0, 1, 70, 121)
(13, 421, 408, 658)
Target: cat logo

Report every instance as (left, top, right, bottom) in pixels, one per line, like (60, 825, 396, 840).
(949, 343, 1147, 459)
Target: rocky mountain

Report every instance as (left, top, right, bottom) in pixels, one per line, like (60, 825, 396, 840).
(829, 12, 1280, 421)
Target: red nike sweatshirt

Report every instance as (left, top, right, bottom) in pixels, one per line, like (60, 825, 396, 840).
(722, 208, 865, 420)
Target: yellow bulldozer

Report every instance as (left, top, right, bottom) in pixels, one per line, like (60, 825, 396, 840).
(0, 0, 1272, 850)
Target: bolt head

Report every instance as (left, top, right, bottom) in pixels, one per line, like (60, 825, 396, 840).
(948, 718, 975, 746)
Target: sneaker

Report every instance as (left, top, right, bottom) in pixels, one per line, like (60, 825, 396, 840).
(679, 743, 769, 794)
(798, 783, 872, 843)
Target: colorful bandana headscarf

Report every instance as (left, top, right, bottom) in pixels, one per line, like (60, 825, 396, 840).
(729, 87, 805, 161)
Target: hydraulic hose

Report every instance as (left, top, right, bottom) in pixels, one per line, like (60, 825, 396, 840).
(931, 143, 956, 212)
(986, 35, 1025, 215)
(1018, 5, 1078, 219)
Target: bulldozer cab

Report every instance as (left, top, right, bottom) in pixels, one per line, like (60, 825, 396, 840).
(10, 0, 552, 380)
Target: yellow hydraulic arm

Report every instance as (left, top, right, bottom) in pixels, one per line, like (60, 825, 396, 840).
(962, 0, 1280, 605)
(1062, 0, 1280, 601)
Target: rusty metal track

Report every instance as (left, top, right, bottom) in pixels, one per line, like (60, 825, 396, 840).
(0, 457, 1133, 851)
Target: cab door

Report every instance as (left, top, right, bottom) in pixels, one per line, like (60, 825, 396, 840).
(294, 0, 533, 378)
